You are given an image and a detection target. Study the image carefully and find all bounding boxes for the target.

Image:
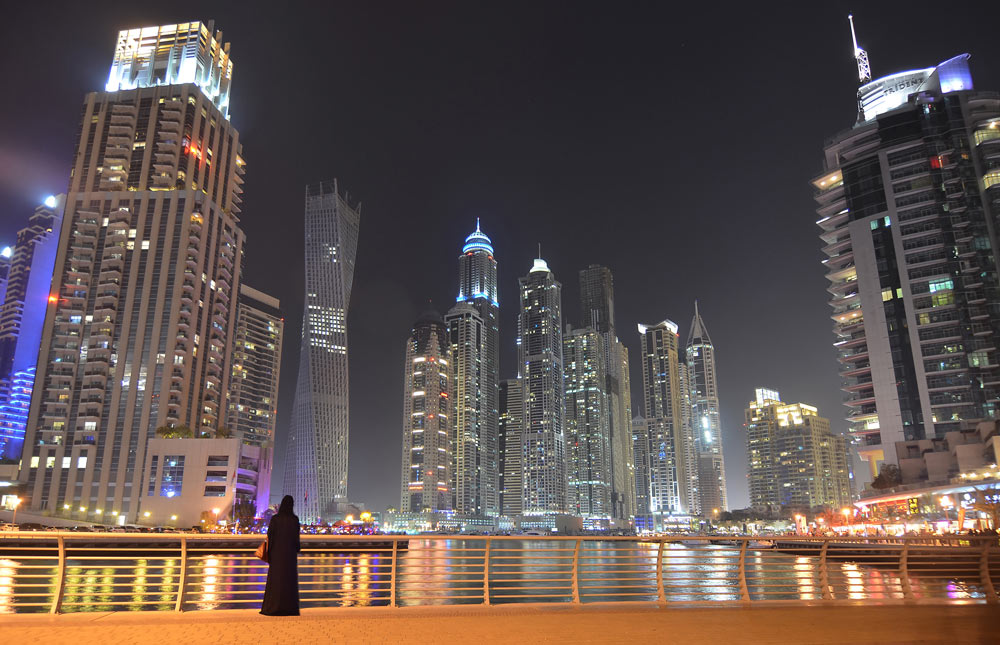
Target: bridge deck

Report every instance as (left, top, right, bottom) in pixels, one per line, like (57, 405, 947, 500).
(1, 603, 996, 644)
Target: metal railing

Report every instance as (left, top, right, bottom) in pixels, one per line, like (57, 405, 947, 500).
(0, 533, 996, 613)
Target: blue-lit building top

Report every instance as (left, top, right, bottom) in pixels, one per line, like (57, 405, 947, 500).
(457, 219, 499, 307)
(858, 54, 973, 124)
(462, 218, 494, 255)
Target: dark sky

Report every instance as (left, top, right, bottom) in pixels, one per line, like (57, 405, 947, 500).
(2, 1, 999, 511)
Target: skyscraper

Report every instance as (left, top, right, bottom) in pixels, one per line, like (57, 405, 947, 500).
(228, 285, 283, 447)
(676, 361, 700, 515)
(563, 326, 611, 520)
(285, 180, 361, 522)
(519, 257, 566, 515)
(813, 45, 1000, 480)
(499, 378, 523, 516)
(445, 303, 485, 514)
(745, 389, 851, 512)
(686, 302, 728, 512)
(447, 221, 499, 516)
(20, 22, 246, 523)
(579, 265, 635, 522)
(0, 196, 64, 461)
(636, 319, 693, 522)
(631, 415, 651, 527)
(400, 312, 452, 513)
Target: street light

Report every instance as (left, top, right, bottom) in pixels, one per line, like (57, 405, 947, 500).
(11, 497, 21, 525)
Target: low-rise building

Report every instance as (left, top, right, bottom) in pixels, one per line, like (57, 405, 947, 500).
(139, 437, 271, 528)
(893, 421, 1000, 486)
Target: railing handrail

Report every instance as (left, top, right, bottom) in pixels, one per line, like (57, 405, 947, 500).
(1, 533, 996, 614)
(3, 532, 997, 544)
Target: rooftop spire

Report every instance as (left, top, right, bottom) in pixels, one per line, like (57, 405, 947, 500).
(462, 219, 493, 255)
(849, 14, 871, 84)
(687, 300, 712, 346)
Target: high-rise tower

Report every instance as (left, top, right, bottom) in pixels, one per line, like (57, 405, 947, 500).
(228, 285, 283, 447)
(0, 196, 64, 461)
(285, 180, 361, 522)
(446, 221, 499, 516)
(563, 326, 611, 520)
(579, 265, 635, 522)
(518, 257, 565, 515)
(400, 312, 452, 513)
(686, 302, 727, 512)
(20, 22, 246, 523)
(813, 43, 1000, 479)
(745, 389, 851, 511)
(499, 378, 523, 516)
(636, 320, 693, 521)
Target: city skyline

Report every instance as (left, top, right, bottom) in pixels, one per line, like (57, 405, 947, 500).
(3, 3, 1000, 513)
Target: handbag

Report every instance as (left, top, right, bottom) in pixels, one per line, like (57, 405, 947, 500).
(255, 539, 269, 563)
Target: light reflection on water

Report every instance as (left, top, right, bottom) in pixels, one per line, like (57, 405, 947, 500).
(0, 541, 987, 612)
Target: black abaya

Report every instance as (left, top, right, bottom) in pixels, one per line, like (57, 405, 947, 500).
(260, 512, 301, 615)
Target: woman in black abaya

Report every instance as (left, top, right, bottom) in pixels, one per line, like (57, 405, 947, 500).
(260, 495, 301, 615)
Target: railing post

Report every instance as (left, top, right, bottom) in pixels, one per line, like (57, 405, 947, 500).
(819, 539, 833, 601)
(390, 538, 399, 607)
(50, 535, 66, 614)
(738, 539, 750, 603)
(899, 539, 913, 601)
(174, 537, 188, 612)
(571, 538, 581, 604)
(656, 539, 666, 606)
(483, 538, 491, 606)
(980, 539, 998, 604)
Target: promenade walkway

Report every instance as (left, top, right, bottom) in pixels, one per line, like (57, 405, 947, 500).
(1, 603, 997, 644)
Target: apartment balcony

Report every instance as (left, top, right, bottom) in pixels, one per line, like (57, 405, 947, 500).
(81, 372, 108, 387)
(47, 368, 74, 380)
(844, 392, 877, 407)
(158, 119, 181, 134)
(107, 135, 133, 152)
(82, 362, 109, 377)
(87, 346, 111, 361)
(949, 213, 971, 229)
(92, 305, 116, 321)
(152, 173, 175, 190)
(831, 307, 862, 323)
(839, 348, 869, 365)
(834, 319, 864, 336)
(968, 306, 990, 320)
(109, 112, 135, 125)
(843, 376, 874, 391)
(108, 123, 133, 136)
(840, 362, 871, 379)
(900, 225, 943, 241)
(159, 108, 182, 121)
(960, 260, 982, 274)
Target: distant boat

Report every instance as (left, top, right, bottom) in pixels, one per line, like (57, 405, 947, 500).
(748, 539, 774, 549)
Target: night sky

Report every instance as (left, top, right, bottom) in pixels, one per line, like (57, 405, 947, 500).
(2, 2, 999, 512)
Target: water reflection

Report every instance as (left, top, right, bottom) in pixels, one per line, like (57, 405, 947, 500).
(794, 556, 817, 600)
(0, 558, 16, 613)
(197, 557, 220, 610)
(0, 542, 988, 612)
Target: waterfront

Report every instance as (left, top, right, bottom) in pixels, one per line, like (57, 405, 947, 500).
(1, 537, 992, 613)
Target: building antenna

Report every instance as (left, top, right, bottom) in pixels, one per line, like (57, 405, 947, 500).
(849, 14, 871, 84)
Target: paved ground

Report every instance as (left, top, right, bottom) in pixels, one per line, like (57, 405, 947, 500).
(1, 603, 997, 644)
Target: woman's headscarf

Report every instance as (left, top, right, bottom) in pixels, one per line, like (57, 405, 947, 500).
(277, 495, 294, 516)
